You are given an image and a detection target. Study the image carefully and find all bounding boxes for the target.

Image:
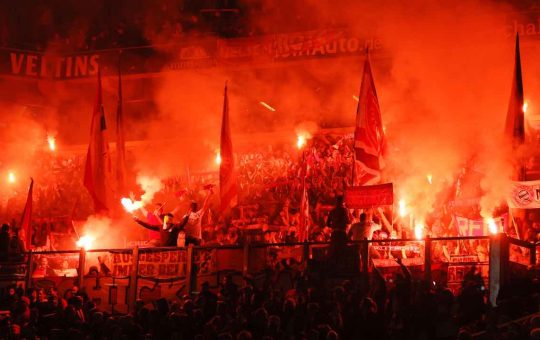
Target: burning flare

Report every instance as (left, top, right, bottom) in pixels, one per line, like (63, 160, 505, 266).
(7, 171, 15, 184)
(121, 198, 143, 213)
(215, 151, 222, 165)
(76, 235, 95, 250)
(414, 222, 424, 240)
(486, 217, 499, 235)
(297, 135, 306, 149)
(523, 102, 528, 113)
(427, 174, 433, 185)
(47, 135, 56, 151)
(398, 199, 407, 218)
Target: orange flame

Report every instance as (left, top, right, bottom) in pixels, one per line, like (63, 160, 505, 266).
(47, 135, 56, 151)
(297, 135, 306, 149)
(414, 222, 424, 240)
(486, 217, 498, 235)
(398, 199, 407, 217)
(523, 102, 528, 113)
(121, 198, 143, 213)
(76, 235, 95, 250)
(427, 174, 433, 184)
(7, 171, 15, 184)
(215, 151, 222, 165)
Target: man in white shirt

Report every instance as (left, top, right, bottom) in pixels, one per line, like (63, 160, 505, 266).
(184, 190, 213, 245)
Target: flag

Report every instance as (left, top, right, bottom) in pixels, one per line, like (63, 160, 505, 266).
(353, 53, 386, 185)
(84, 68, 112, 213)
(116, 66, 127, 196)
(219, 84, 238, 212)
(298, 155, 310, 242)
(505, 33, 525, 146)
(20, 178, 33, 249)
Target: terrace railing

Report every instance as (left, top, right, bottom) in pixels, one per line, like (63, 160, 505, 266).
(0, 234, 534, 313)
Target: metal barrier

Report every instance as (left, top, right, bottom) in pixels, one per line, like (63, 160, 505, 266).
(0, 234, 533, 313)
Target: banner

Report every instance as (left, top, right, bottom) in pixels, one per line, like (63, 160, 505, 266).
(455, 215, 506, 236)
(0, 29, 382, 79)
(345, 183, 393, 208)
(508, 180, 540, 208)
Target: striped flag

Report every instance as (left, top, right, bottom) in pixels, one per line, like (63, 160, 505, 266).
(219, 84, 238, 212)
(84, 68, 112, 213)
(353, 54, 386, 186)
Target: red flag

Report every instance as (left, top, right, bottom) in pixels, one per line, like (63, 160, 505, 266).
(20, 178, 33, 249)
(298, 156, 310, 242)
(505, 34, 526, 180)
(219, 84, 238, 212)
(116, 66, 127, 196)
(353, 54, 386, 185)
(84, 68, 112, 213)
(505, 34, 525, 145)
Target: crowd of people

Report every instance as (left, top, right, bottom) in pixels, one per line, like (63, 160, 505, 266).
(1, 251, 540, 339)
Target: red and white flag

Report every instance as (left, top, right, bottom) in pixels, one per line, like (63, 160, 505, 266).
(84, 68, 112, 213)
(353, 54, 386, 185)
(219, 84, 238, 212)
(20, 178, 33, 249)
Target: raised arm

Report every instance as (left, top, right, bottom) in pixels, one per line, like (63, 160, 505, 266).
(133, 217, 160, 231)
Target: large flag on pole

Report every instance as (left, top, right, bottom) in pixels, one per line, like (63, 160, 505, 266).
(116, 66, 127, 196)
(84, 68, 112, 213)
(505, 33, 525, 145)
(505, 34, 526, 181)
(219, 84, 238, 212)
(353, 53, 386, 186)
(20, 178, 33, 249)
(298, 154, 310, 242)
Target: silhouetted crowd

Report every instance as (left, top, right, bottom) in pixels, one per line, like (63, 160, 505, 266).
(2, 257, 540, 339)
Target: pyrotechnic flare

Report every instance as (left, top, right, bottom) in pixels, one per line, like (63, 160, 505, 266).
(352, 52, 386, 185)
(398, 199, 407, 217)
(427, 174, 433, 184)
(47, 135, 56, 151)
(297, 135, 306, 149)
(7, 171, 15, 184)
(486, 217, 498, 235)
(414, 222, 424, 240)
(523, 102, 528, 114)
(76, 235, 95, 250)
(121, 198, 143, 213)
(215, 151, 222, 165)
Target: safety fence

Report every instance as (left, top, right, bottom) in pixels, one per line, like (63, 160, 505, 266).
(0, 234, 535, 314)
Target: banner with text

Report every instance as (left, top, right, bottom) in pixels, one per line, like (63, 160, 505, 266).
(345, 183, 393, 208)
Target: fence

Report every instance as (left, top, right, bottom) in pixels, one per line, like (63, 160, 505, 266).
(0, 233, 535, 314)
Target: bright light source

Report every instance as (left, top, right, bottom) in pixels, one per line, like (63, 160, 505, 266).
(414, 223, 424, 240)
(215, 152, 222, 165)
(486, 217, 498, 235)
(47, 135, 56, 151)
(523, 102, 528, 113)
(398, 199, 407, 217)
(7, 171, 15, 184)
(76, 235, 95, 250)
(260, 101, 276, 112)
(427, 174, 433, 185)
(297, 135, 306, 149)
(121, 198, 142, 213)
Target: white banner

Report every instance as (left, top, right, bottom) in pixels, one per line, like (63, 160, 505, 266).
(508, 180, 540, 209)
